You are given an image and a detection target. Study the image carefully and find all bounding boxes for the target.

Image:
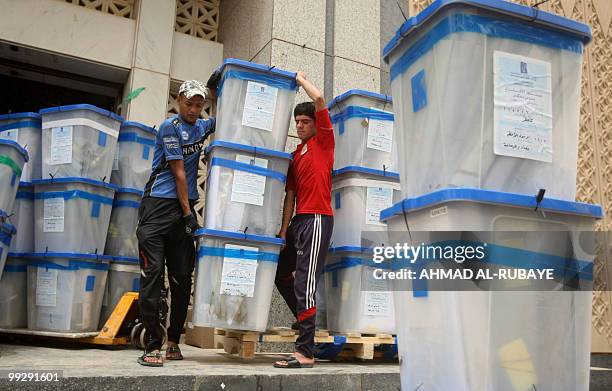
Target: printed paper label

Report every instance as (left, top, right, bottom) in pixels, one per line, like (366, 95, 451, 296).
(493, 51, 553, 162)
(241, 81, 278, 132)
(363, 267, 392, 317)
(220, 244, 259, 297)
(36, 268, 58, 307)
(363, 292, 392, 317)
(50, 126, 73, 165)
(230, 155, 268, 206)
(367, 118, 393, 153)
(365, 187, 393, 226)
(43, 198, 65, 233)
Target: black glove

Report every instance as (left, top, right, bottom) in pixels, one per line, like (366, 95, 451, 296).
(183, 213, 200, 238)
(206, 66, 223, 91)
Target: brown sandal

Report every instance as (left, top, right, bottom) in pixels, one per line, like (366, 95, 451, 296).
(166, 345, 183, 360)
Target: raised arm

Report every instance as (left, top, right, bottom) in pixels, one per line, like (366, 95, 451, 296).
(296, 71, 325, 112)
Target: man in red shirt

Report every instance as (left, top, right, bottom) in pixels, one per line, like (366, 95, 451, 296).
(274, 71, 334, 368)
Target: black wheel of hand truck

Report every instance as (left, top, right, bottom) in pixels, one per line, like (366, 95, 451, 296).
(131, 268, 170, 350)
(130, 322, 167, 350)
(138, 324, 167, 350)
(130, 322, 144, 349)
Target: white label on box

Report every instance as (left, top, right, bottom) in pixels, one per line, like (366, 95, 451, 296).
(493, 51, 553, 163)
(364, 292, 392, 317)
(430, 206, 448, 218)
(230, 155, 268, 206)
(367, 119, 393, 153)
(36, 268, 58, 307)
(363, 267, 392, 316)
(37, 308, 69, 330)
(112, 146, 119, 171)
(43, 198, 65, 233)
(50, 126, 73, 165)
(365, 187, 393, 226)
(241, 81, 278, 132)
(0, 129, 18, 142)
(220, 244, 259, 297)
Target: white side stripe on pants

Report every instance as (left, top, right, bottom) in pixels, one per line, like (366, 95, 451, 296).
(306, 214, 321, 309)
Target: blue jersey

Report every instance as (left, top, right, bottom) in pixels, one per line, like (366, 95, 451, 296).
(144, 115, 215, 200)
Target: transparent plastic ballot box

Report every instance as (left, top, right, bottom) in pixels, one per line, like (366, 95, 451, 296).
(111, 121, 156, 191)
(104, 188, 142, 258)
(27, 252, 110, 333)
(33, 177, 117, 254)
(40, 104, 123, 182)
(325, 246, 396, 335)
(0, 253, 29, 328)
(0, 139, 29, 217)
(99, 256, 140, 328)
(8, 182, 34, 253)
(0, 222, 17, 280)
(0, 112, 42, 181)
(380, 187, 602, 391)
(328, 90, 398, 173)
(204, 141, 292, 237)
(331, 166, 401, 248)
(192, 228, 283, 332)
(215, 58, 297, 151)
(382, 0, 592, 200)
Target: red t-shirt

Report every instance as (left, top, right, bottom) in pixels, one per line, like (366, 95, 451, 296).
(285, 108, 334, 216)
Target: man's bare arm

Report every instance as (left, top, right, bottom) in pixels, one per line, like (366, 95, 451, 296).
(168, 159, 191, 216)
(296, 71, 325, 111)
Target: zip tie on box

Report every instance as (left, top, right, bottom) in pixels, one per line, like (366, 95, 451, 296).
(534, 188, 546, 218)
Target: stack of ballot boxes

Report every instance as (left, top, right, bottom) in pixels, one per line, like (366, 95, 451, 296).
(381, 0, 599, 390)
(324, 90, 401, 334)
(193, 59, 298, 332)
(25, 104, 122, 333)
(100, 121, 156, 326)
(0, 113, 35, 328)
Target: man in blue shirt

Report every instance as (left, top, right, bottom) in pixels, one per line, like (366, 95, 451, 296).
(136, 78, 218, 366)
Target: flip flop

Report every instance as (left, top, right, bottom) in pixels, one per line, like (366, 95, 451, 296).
(273, 357, 314, 368)
(166, 345, 184, 360)
(137, 352, 163, 367)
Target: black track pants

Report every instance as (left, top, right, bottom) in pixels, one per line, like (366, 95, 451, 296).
(275, 214, 333, 358)
(136, 197, 195, 352)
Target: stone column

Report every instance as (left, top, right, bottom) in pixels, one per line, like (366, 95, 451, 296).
(122, 0, 176, 128)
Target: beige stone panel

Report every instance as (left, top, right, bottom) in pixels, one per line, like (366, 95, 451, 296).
(0, 0, 135, 69)
(271, 39, 325, 137)
(272, 0, 326, 51)
(219, 0, 273, 60)
(133, 0, 176, 74)
(171, 32, 224, 83)
(334, 0, 381, 67)
(332, 57, 380, 97)
(124, 68, 170, 128)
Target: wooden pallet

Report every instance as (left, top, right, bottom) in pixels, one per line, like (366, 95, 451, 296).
(0, 292, 139, 346)
(214, 327, 396, 360)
